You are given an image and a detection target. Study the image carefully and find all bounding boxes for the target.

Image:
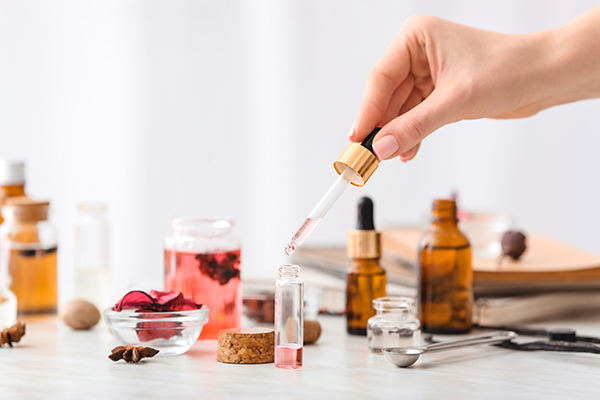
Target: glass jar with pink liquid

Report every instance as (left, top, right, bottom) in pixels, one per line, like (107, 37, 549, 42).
(164, 218, 241, 339)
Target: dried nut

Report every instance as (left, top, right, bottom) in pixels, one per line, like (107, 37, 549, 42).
(304, 320, 322, 344)
(60, 299, 101, 330)
(501, 231, 527, 261)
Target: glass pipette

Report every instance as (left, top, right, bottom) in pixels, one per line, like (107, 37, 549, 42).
(284, 127, 382, 256)
(284, 167, 359, 256)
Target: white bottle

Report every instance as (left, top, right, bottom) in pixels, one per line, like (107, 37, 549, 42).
(0, 276, 17, 329)
(74, 203, 110, 310)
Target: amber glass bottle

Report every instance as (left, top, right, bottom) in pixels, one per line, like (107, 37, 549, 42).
(0, 197, 58, 314)
(346, 197, 386, 336)
(0, 161, 26, 225)
(419, 199, 473, 334)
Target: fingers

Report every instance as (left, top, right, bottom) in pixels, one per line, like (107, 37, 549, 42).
(349, 40, 411, 142)
(372, 90, 454, 161)
(400, 142, 421, 162)
(380, 75, 415, 126)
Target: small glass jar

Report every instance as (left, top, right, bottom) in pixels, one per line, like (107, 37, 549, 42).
(164, 217, 241, 339)
(367, 297, 421, 353)
(74, 203, 110, 310)
(0, 197, 58, 314)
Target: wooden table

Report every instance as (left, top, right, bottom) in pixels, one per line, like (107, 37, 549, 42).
(2, 315, 598, 399)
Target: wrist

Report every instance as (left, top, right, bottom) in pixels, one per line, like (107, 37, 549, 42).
(547, 17, 600, 103)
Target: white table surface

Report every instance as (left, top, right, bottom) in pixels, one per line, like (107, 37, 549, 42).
(1, 314, 599, 399)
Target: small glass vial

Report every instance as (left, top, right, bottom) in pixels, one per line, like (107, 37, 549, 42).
(0, 275, 17, 329)
(74, 203, 110, 310)
(367, 297, 421, 353)
(0, 197, 58, 314)
(274, 265, 303, 369)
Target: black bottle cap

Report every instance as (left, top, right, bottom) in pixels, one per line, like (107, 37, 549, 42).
(356, 197, 375, 230)
(549, 329, 577, 342)
(360, 128, 381, 154)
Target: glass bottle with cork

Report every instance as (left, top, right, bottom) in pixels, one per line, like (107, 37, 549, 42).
(346, 197, 386, 336)
(0, 197, 58, 314)
(418, 199, 473, 333)
(0, 161, 26, 226)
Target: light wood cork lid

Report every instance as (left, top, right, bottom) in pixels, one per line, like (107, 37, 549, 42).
(217, 327, 274, 364)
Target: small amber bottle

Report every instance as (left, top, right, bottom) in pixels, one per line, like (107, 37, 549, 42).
(1, 197, 58, 314)
(419, 199, 473, 334)
(346, 197, 386, 336)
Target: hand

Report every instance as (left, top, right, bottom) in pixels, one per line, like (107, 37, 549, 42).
(349, 9, 600, 162)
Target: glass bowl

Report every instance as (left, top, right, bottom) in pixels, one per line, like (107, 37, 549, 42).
(104, 308, 209, 356)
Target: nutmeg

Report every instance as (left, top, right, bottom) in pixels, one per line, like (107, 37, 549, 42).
(59, 299, 101, 330)
(304, 320, 322, 344)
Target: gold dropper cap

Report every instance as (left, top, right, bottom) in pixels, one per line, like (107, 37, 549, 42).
(347, 197, 381, 259)
(333, 128, 380, 187)
(347, 230, 381, 259)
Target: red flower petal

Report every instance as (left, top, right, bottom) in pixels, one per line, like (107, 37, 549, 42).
(112, 290, 156, 312)
(149, 290, 182, 306)
(114, 290, 203, 313)
(136, 320, 181, 341)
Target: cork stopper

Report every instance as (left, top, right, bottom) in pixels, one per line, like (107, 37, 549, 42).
(2, 197, 49, 223)
(217, 327, 274, 364)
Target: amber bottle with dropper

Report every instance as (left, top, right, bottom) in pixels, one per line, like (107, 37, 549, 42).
(419, 199, 473, 334)
(346, 197, 386, 336)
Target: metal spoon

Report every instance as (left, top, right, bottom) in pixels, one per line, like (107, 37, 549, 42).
(382, 331, 518, 368)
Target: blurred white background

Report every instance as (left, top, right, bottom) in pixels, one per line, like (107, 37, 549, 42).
(1, 0, 600, 305)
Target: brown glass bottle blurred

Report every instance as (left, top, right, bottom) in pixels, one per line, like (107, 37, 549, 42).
(418, 199, 473, 334)
(0, 161, 26, 225)
(346, 197, 386, 336)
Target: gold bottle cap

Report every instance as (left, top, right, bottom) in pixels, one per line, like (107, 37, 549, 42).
(334, 143, 379, 187)
(347, 230, 381, 259)
(333, 128, 381, 187)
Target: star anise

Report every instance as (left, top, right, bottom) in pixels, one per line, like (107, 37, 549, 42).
(108, 345, 159, 363)
(0, 322, 26, 347)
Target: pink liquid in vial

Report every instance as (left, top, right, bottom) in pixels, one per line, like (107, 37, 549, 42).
(275, 345, 303, 369)
(164, 249, 242, 339)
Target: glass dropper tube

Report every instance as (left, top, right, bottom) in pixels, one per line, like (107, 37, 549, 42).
(284, 167, 359, 255)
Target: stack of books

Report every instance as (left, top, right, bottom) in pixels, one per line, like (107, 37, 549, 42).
(292, 228, 600, 325)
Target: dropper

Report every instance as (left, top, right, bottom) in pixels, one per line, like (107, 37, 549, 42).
(284, 128, 381, 256)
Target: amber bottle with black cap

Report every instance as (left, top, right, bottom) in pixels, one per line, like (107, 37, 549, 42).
(346, 197, 386, 336)
(419, 199, 473, 333)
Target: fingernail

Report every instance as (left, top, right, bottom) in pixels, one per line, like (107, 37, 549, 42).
(348, 122, 356, 140)
(373, 135, 399, 161)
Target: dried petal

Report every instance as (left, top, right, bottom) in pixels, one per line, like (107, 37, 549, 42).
(112, 291, 156, 312)
(136, 320, 182, 342)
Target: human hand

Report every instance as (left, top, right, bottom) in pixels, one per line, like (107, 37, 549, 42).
(349, 10, 600, 162)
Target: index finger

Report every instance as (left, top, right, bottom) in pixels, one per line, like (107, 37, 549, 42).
(351, 37, 412, 142)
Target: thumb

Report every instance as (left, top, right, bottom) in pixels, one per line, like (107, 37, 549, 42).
(372, 91, 455, 161)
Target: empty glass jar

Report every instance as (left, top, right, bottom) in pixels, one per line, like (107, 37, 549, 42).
(367, 297, 421, 353)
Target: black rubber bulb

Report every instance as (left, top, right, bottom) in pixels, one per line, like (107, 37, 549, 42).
(356, 197, 375, 230)
(360, 128, 381, 154)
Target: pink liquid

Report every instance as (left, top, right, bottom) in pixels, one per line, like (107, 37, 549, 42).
(285, 218, 321, 256)
(164, 249, 242, 339)
(275, 345, 303, 369)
